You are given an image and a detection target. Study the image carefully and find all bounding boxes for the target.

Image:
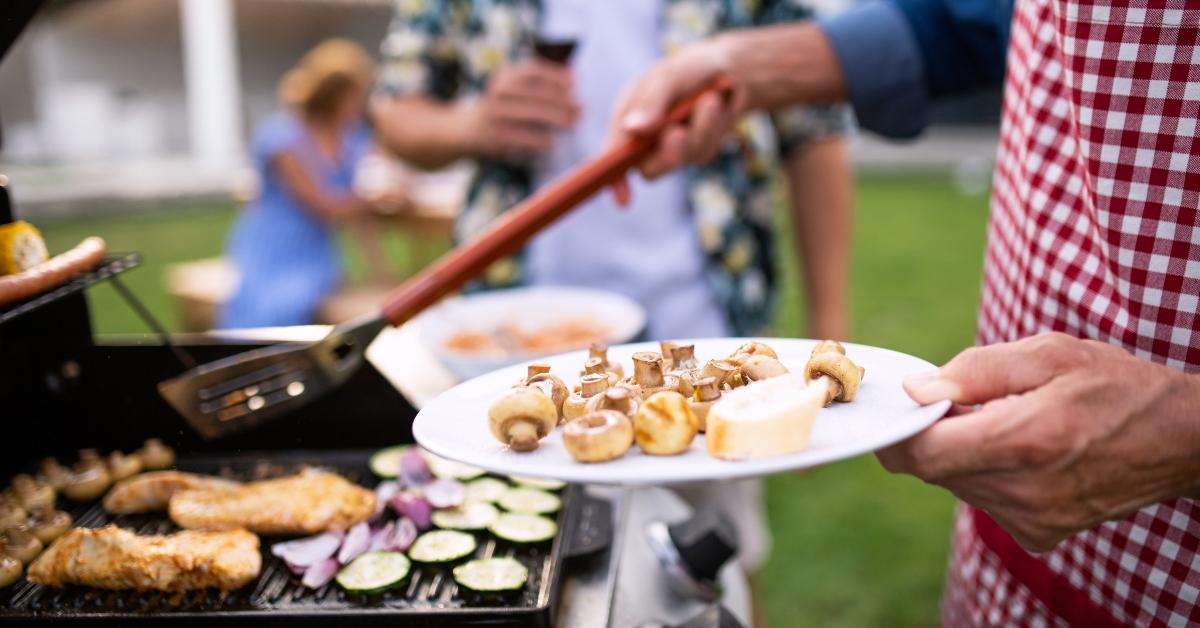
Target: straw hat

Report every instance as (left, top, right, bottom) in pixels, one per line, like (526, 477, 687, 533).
(278, 38, 375, 118)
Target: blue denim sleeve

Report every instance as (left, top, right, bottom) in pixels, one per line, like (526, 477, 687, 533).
(818, 0, 1011, 139)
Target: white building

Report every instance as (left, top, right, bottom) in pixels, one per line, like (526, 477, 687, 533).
(0, 0, 392, 211)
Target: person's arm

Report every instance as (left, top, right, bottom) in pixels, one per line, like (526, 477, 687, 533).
(273, 151, 370, 221)
(783, 137, 853, 340)
(374, 61, 579, 170)
(609, 0, 1012, 179)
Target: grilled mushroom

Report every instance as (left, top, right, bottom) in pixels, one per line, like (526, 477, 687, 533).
(659, 341, 678, 370)
(519, 365, 568, 421)
(135, 438, 175, 470)
(0, 555, 19, 589)
(585, 386, 640, 420)
(563, 373, 610, 421)
(634, 391, 699, 455)
(38, 458, 70, 491)
(624, 352, 679, 399)
(701, 359, 744, 390)
(1, 527, 43, 565)
(0, 498, 26, 530)
(805, 340, 865, 406)
(581, 357, 619, 388)
(488, 386, 558, 452)
(669, 344, 700, 371)
(587, 343, 624, 380)
(26, 507, 71, 545)
(740, 354, 789, 382)
(106, 451, 143, 482)
(563, 410, 635, 463)
(8, 474, 54, 511)
(62, 451, 111, 501)
(688, 377, 722, 432)
(728, 341, 778, 366)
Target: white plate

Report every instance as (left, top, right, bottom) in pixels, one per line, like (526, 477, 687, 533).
(416, 286, 646, 381)
(413, 338, 950, 486)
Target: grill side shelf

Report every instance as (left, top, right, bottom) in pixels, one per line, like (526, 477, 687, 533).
(0, 450, 573, 628)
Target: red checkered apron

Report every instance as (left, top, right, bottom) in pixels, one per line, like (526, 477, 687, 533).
(944, 0, 1200, 625)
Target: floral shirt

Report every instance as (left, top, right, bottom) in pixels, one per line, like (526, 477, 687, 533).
(377, 0, 848, 334)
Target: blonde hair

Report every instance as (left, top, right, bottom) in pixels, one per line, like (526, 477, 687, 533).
(279, 38, 375, 119)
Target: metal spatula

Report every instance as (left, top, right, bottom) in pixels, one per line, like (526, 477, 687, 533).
(160, 77, 733, 439)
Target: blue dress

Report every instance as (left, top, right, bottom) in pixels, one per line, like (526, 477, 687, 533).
(220, 113, 372, 328)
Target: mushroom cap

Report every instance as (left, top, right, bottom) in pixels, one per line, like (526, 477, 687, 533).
(740, 354, 790, 382)
(810, 339, 846, 358)
(526, 372, 569, 416)
(0, 555, 20, 588)
(488, 386, 558, 449)
(805, 351, 865, 403)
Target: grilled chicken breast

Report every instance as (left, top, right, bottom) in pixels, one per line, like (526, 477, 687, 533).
(27, 526, 260, 591)
(169, 468, 375, 535)
(103, 471, 240, 514)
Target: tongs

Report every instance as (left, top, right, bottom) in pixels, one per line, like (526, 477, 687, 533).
(160, 77, 733, 439)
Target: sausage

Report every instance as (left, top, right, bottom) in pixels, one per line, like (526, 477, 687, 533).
(0, 236, 106, 307)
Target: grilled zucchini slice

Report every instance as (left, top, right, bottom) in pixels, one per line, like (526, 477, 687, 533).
(408, 530, 477, 564)
(336, 551, 411, 593)
(452, 557, 528, 593)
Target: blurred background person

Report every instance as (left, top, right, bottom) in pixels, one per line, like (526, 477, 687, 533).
(370, 2, 853, 623)
(221, 38, 402, 328)
(372, 0, 854, 342)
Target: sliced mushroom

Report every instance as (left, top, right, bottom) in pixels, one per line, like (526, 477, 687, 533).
(562, 410, 635, 463)
(135, 438, 175, 471)
(487, 386, 558, 452)
(1, 527, 43, 565)
(0, 555, 19, 588)
(588, 343, 624, 380)
(688, 377, 723, 432)
(585, 386, 640, 419)
(634, 391, 699, 455)
(563, 373, 610, 422)
(106, 451, 143, 482)
(740, 354, 790, 382)
(805, 340, 865, 406)
(624, 352, 679, 399)
(8, 474, 54, 511)
(26, 507, 71, 545)
(38, 458, 70, 491)
(62, 452, 111, 502)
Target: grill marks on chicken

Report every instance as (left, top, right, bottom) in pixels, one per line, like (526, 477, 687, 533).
(27, 526, 261, 591)
(169, 468, 375, 535)
(103, 471, 241, 514)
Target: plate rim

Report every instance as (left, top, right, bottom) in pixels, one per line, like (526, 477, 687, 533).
(413, 337, 951, 485)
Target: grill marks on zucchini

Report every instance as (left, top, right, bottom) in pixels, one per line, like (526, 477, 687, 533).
(407, 530, 478, 564)
(489, 513, 558, 544)
(497, 487, 562, 515)
(336, 551, 411, 593)
(452, 557, 529, 593)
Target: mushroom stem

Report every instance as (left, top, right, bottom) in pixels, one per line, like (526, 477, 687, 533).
(631, 352, 666, 387)
(505, 419, 542, 452)
(526, 364, 551, 379)
(669, 344, 699, 371)
(582, 357, 605, 376)
(812, 375, 843, 407)
(579, 373, 609, 397)
(694, 377, 722, 402)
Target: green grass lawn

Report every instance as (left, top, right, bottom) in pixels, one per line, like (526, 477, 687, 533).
(35, 173, 989, 626)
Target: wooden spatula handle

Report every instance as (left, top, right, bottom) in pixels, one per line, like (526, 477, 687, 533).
(380, 75, 734, 326)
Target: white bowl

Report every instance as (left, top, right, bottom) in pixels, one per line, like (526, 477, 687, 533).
(416, 286, 646, 381)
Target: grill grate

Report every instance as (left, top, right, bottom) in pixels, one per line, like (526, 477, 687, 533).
(0, 450, 581, 626)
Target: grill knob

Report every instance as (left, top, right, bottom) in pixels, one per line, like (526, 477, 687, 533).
(646, 508, 739, 601)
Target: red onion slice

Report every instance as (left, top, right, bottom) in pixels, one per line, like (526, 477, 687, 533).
(337, 522, 371, 564)
(399, 448, 433, 487)
(390, 492, 432, 529)
(300, 557, 339, 589)
(389, 517, 418, 552)
(373, 481, 400, 518)
(423, 479, 466, 509)
(368, 522, 394, 552)
(270, 531, 343, 567)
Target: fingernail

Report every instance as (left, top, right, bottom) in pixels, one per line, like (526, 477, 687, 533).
(903, 371, 961, 402)
(623, 111, 651, 130)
